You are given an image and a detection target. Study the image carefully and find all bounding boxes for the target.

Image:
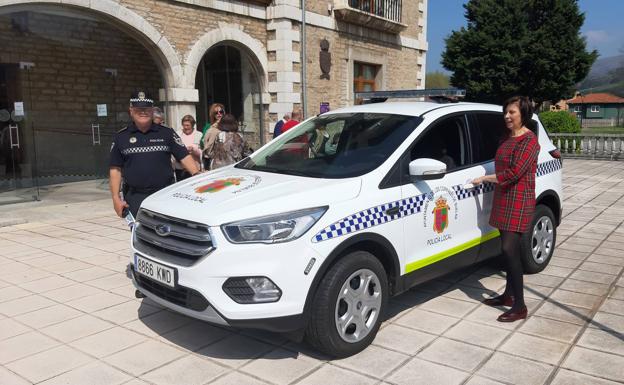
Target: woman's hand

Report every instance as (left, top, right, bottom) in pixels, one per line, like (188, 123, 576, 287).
(471, 176, 485, 185)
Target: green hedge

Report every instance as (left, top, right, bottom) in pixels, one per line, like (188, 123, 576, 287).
(538, 111, 581, 133)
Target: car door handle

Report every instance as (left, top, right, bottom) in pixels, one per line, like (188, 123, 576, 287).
(385, 206, 400, 216)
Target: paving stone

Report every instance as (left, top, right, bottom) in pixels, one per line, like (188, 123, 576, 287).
(0, 318, 32, 340)
(92, 300, 160, 325)
(197, 334, 275, 369)
(5, 345, 93, 383)
(386, 357, 468, 385)
(41, 283, 102, 302)
(13, 303, 83, 329)
(41, 314, 113, 343)
(103, 340, 185, 376)
(523, 274, 565, 288)
(599, 298, 624, 316)
(541, 265, 573, 278)
(464, 305, 520, 331)
(610, 287, 624, 300)
(69, 326, 147, 358)
(373, 323, 436, 355)
(589, 312, 624, 333)
(37, 361, 131, 385)
(240, 348, 321, 385)
(552, 248, 589, 260)
(442, 286, 499, 304)
(579, 261, 623, 275)
(549, 257, 582, 269)
(523, 283, 555, 301)
(62, 266, 116, 282)
(443, 320, 511, 350)
(550, 368, 622, 385)
(418, 337, 492, 372)
(457, 275, 506, 292)
(294, 364, 376, 385)
(499, 332, 568, 365)
(586, 254, 624, 266)
(66, 291, 130, 313)
(123, 309, 193, 338)
(395, 308, 459, 335)
(159, 320, 232, 352)
(518, 316, 583, 343)
(464, 376, 506, 385)
(577, 327, 624, 356)
(0, 331, 60, 364)
(562, 346, 624, 382)
(476, 352, 553, 385)
(209, 372, 270, 385)
(570, 270, 618, 285)
(549, 289, 603, 310)
(17, 275, 75, 293)
(418, 296, 478, 318)
(559, 279, 611, 296)
(0, 294, 56, 317)
(142, 355, 227, 385)
(333, 344, 408, 379)
(0, 366, 31, 385)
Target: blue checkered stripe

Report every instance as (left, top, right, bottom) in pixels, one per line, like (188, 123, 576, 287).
(537, 159, 562, 177)
(452, 182, 495, 201)
(313, 194, 428, 243)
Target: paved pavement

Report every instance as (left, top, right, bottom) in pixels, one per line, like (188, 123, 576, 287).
(0, 159, 623, 385)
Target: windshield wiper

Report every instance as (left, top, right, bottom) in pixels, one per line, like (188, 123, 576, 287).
(250, 165, 312, 178)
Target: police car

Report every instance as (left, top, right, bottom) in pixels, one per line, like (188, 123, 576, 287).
(129, 90, 562, 357)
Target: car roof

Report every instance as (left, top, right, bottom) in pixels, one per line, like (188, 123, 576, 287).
(322, 102, 503, 117)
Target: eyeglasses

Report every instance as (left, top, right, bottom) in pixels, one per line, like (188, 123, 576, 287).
(215, 110, 224, 115)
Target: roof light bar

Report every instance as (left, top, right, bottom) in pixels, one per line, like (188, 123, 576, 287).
(354, 88, 466, 104)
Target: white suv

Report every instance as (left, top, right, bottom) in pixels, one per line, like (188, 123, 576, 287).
(130, 100, 562, 357)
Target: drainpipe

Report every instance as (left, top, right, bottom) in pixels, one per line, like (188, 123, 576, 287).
(300, 0, 307, 119)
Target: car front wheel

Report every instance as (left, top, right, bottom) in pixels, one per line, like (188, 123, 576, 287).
(305, 251, 387, 358)
(521, 204, 556, 274)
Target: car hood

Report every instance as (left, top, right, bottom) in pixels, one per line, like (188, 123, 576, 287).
(140, 166, 362, 225)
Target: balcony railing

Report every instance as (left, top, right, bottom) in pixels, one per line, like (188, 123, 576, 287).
(334, 0, 407, 33)
(550, 133, 624, 160)
(348, 0, 402, 23)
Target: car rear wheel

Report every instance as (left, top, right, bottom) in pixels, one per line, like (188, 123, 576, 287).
(305, 251, 387, 358)
(521, 204, 556, 274)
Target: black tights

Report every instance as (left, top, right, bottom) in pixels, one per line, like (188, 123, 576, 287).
(500, 230, 525, 310)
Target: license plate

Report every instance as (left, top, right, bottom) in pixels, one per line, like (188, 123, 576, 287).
(134, 254, 176, 288)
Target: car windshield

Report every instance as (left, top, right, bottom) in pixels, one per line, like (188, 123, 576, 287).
(236, 113, 422, 178)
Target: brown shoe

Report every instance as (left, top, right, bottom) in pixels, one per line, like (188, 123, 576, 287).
(482, 295, 514, 307)
(497, 306, 527, 322)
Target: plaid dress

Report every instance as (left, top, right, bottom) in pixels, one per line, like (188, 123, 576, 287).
(490, 131, 540, 233)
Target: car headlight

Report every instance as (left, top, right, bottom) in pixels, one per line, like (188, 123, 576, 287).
(221, 206, 328, 244)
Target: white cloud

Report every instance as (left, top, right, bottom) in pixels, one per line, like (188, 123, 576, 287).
(585, 30, 610, 45)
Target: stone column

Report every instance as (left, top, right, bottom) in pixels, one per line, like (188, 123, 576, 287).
(158, 88, 200, 129)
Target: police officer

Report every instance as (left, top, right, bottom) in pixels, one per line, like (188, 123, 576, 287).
(109, 91, 199, 218)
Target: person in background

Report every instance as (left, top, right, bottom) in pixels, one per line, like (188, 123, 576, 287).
(206, 113, 246, 170)
(174, 115, 203, 180)
(273, 113, 290, 138)
(109, 90, 199, 218)
(152, 107, 164, 125)
(472, 96, 540, 323)
(200, 103, 225, 170)
(280, 109, 301, 134)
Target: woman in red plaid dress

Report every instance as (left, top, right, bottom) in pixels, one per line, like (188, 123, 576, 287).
(472, 96, 540, 323)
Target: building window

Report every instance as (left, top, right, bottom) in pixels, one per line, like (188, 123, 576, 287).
(573, 105, 581, 112)
(591, 105, 600, 113)
(354, 62, 379, 92)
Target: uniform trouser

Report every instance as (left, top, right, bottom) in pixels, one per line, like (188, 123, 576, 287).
(125, 191, 150, 218)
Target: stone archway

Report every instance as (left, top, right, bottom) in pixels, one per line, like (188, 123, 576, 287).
(0, 0, 182, 90)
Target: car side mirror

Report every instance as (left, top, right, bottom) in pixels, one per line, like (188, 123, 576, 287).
(408, 158, 447, 180)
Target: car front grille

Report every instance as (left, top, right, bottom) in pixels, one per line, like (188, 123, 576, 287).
(133, 270, 209, 312)
(134, 209, 214, 267)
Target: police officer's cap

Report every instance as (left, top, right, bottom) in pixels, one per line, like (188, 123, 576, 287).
(130, 90, 154, 107)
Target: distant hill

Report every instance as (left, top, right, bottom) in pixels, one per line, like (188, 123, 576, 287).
(578, 54, 624, 96)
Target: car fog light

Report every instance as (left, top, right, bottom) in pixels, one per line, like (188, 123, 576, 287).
(223, 277, 282, 304)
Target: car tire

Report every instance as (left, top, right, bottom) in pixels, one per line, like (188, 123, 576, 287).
(521, 204, 556, 274)
(305, 250, 388, 358)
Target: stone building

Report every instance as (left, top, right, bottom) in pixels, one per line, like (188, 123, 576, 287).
(0, 0, 427, 203)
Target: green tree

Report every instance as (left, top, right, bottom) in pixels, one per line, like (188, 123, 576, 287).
(442, 0, 597, 104)
(538, 111, 581, 133)
(425, 71, 450, 88)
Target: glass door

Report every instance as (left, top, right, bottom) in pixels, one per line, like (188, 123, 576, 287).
(0, 63, 39, 204)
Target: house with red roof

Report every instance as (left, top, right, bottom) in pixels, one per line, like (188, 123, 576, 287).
(567, 93, 624, 125)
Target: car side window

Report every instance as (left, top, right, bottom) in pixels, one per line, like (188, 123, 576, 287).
(472, 112, 505, 163)
(410, 115, 468, 172)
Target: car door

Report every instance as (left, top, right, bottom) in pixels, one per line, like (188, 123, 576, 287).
(400, 113, 485, 281)
(468, 111, 506, 261)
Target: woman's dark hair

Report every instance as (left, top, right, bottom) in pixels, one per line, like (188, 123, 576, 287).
(503, 96, 533, 128)
(218, 113, 239, 132)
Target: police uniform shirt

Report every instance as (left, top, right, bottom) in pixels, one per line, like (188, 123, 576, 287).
(110, 122, 188, 189)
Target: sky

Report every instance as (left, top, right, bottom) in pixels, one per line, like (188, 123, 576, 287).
(426, 0, 624, 74)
